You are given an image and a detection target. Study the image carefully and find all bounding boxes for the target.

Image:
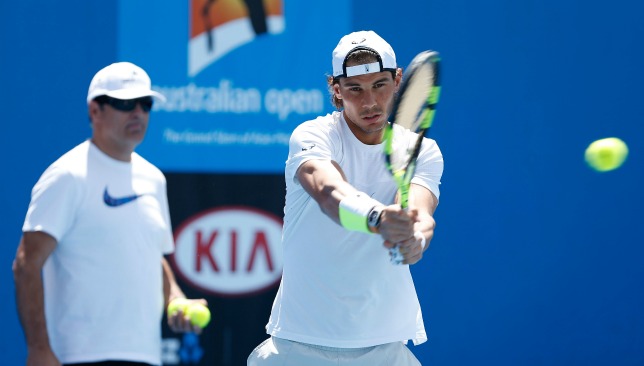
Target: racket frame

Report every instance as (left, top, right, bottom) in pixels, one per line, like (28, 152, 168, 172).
(383, 50, 441, 264)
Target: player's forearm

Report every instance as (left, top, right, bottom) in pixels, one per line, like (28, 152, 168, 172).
(162, 257, 185, 306)
(13, 263, 53, 352)
(409, 184, 438, 251)
(315, 181, 362, 224)
(413, 212, 435, 253)
(297, 160, 357, 224)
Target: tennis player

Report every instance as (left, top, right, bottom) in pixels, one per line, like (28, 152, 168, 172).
(247, 31, 444, 365)
(13, 62, 206, 366)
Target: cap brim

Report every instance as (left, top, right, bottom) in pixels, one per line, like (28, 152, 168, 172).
(105, 88, 166, 103)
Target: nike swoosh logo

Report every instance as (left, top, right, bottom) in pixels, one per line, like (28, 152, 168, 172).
(103, 187, 142, 207)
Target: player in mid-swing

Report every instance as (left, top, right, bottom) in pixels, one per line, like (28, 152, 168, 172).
(248, 31, 444, 365)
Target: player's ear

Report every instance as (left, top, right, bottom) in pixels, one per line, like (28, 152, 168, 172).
(333, 82, 342, 99)
(89, 100, 100, 116)
(88, 100, 105, 125)
(394, 68, 403, 89)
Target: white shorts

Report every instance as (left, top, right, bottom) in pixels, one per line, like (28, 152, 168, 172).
(247, 337, 422, 366)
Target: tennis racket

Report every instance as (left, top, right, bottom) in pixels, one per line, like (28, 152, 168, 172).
(383, 50, 441, 265)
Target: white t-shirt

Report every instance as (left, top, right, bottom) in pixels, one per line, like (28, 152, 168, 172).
(22, 140, 174, 365)
(266, 111, 443, 348)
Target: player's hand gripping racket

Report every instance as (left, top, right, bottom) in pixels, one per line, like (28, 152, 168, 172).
(383, 50, 441, 265)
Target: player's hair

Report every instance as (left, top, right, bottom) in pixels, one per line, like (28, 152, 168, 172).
(327, 49, 397, 110)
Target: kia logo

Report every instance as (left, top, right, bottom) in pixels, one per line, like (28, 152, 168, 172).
(171, 206, 283, 297)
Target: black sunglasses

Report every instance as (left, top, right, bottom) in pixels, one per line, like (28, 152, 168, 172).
(96, 96, 154, 112)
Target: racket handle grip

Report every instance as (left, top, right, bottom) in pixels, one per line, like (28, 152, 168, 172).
(389, 246, 404, 265)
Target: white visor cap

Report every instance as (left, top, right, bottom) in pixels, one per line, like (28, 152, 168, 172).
(332, 30, 397, 79)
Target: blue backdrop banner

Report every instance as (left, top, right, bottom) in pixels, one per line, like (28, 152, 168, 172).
(118, 0, 351, 173)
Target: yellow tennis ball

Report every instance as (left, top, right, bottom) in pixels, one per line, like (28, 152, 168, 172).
(584, 137, 628, 172)
(186, 303, 211, 328)
(167, 298, 191, 317)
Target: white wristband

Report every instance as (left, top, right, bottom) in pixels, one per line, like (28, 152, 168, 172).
(414, 231, 426, 250)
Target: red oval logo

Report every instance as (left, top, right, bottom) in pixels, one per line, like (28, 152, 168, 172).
(171, 206, 283, 297)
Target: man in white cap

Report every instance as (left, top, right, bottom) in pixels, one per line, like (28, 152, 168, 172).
(13, 62, 206, 366)
(248, 31, 444, 365)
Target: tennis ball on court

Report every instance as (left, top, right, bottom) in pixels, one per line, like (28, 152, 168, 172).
(186, 303, 211, 328)
(167, 298, 191, 317)
(584, 137, 628, 172)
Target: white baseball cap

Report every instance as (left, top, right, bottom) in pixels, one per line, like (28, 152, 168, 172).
(86, 62, 166, 104)
(332, 30, 397, 79)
